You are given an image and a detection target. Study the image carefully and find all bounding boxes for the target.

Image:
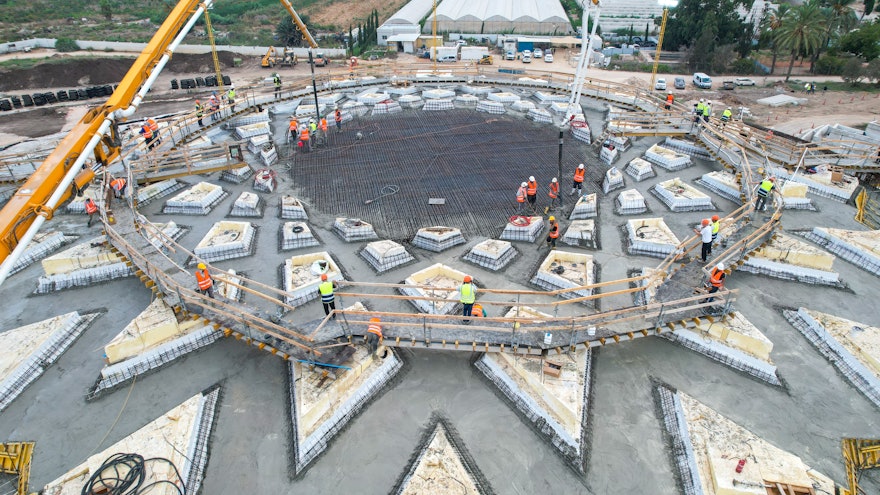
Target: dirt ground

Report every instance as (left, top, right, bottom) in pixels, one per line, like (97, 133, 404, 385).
(302, 0, 409, 29)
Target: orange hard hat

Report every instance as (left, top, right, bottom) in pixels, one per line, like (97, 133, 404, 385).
(711, 215, 719, 221)
(463, 275, 472, 283)
(320, 274, 328, 281)
(370, 317, 380, 323)
(769, 177, 776, 181)
(701, 219, 710, 226)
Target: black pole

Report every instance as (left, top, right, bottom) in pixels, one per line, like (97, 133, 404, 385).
(557, 128, 564, 189)
(309, 50, 321, 120)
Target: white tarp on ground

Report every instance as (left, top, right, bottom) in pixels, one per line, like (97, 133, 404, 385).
(433, 0, 573, 34)
(756, 94, 808, 107)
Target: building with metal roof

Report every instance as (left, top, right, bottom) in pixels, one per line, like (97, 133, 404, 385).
(432, 0, 573, 35)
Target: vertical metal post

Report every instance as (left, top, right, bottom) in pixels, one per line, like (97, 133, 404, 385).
(309, 51, 321, 121)
(557, 128, 564, 189)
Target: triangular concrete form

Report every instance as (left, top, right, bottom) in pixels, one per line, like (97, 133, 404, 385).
(390, 415, 494, 495)
(783, 307, 880, 408)
(43, 386, 221, 495)
(654, 383, 836, 495)
(0, 311, 101, 412)
(739, 232, 840, 286)
(804, 227, 880, 277)
(475, 348, 593, 473)
(288, 346, 404, 475)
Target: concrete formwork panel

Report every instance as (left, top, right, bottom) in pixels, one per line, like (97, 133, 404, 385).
(740, 233, 839, 285)
(602, 166, 625, 194)
(805, 227, 880, 276)
(528, 107, 553, 123)
(697, 170, 741, 202)
(463, 239, 517, 271)
(454, 94, 479, 107)
(530, 250, 595, 300)
(651, 177, 714, 212)
(280, 195, 308, 220)
(411, 226, 465, 252)
(163, 181, 227, 215)
(534, 91, 568, 103)
(399, 263, 470, 315)
(136, 178, 187, 206)
(423, 98, 454, 111)
(229, 191, 264, 217)
(360, 240, 415, 273)
(476, 100, 505, 114)
(562, 220, 597, 249)
(569, 194, 598, 220)
(500, 216, 544, 243)
(615, 189, 648, 215)
(645, 143, 692, 171)
(624, 157, 656, 182)
(626, 218, 681, 258)
(36, 236, 133, 293)
(771, 166, 859, 202)
(511, 100, 536, 112)
(192, 221, 256, 264)
(9, 231, 76, 276)
(65, 187, 104, 214)
(570, 121, 591, 144)
(333, 218, 379, 242)
(663, 137, 712, 160)
(400, 95, 425, 108)
(282, 252, 344, 306)
(234, 122, 270, 140)
(780, 181, 814, 210)
(144, 221, 186, 252)
(280, 222, 320, 251)
(247, 134, 271, 154)
(422, 88, 456, 100)
(487, 92, 520, 103)
(457, 85, 495, 95)
(373, 100, 403, 115)
(219, 165, 254, 184)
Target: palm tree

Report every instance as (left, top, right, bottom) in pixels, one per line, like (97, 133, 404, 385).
(760, 3, 790, 74)
(811, 0, 858, 72)
(775, 2, 826, 81)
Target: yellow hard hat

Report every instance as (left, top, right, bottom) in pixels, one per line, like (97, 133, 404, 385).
(197, 263, 206, 269)
(549, 216, 555, 221)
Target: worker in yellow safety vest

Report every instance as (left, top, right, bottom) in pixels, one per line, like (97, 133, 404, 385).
(459, 275, 476, 324)
(273, 73, 282, 98)
(194, 263, 214, 299)
(721, 107, 732, 122)
(226, 86, 236, 112)
(755, 177, 775, 211)
(711, 215, 721, 243)
(317, 273, 338, 319)
(195, 99, 204, 126)
(366, 317, 383, 355)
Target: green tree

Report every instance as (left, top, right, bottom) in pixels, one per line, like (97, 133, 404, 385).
(865, 57, 880, 83)
(862, 0, 876, 21)
(839, 21, 880, 61)
(664, 0, 754, 71)
(841, 56, 864, 83)
(759, 3, 790, 74)
(100, 0, 114, 21)
(54, 37, 79, 52)
(276, 15, 311, 47)
(644, 23, 649, 41)
(774, 2, 826, 81)
(812, 0, 858, 72)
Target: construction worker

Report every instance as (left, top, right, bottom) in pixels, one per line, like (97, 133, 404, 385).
(516, 181, 527, 214)
(665, 93, 674, 110)
(273, 73, 282, 98)
(319, 117, 328, 145)
(110, 177, 127, 199)
(194, 263, 214, 299)
(309, 118, 317, 146)
(84, 197, 98, 227)
(334, 108, 343, 133)
(694, 98, 704, 121)
(459, 275, 476, 324)
(693, 219, 713, 262)
(146, 117, 161, 146)
(703, 263, 726, 304)
(195, 99, 204, 127)
(571, 163, 585, 195)
(209, 94, 220, 121)
(755, 176, 775, 211)
(317, 273, 338, 319)
(288, 116, 298, 143)
(471, 302, 487, 318)
(139, 123, 154, 150)
(526, 176, 538, 212)
(711, 214, 721, 244)
(366, 317, 383, 356)
(226, 85, 236, 112)
(547, 177, 560, 211)
(702, 101, 711, 122)
(721, 107, 732, 123)
(545, 216, 559, 249)
(299, 124, 311, 152)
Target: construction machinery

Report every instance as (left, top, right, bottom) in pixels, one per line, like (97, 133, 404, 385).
(312, 52, 330, 67)
(0, 0, 319, 287)
(261, 46, 298, 68)
(477, 54, 493, 65)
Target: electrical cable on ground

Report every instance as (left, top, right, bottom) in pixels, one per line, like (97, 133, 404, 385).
(80, 452, 185, 495)
(364, 185, 399, 205)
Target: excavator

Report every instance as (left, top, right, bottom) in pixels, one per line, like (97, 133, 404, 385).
(0, 0, 317, 286)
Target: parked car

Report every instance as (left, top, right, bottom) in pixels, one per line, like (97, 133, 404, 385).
(522, 53, 532, 63)
(722, 80, 735, 90)
(544, 53, 554, 63)
(674, 77, 686, 89)
(693, 72, 712, 89)
(522, 50, 532, 58)
(534, 48, 543, 58)
(505, 50, 515, 60)
(654, 78, 667, 91)
(735, 77, 756, 86)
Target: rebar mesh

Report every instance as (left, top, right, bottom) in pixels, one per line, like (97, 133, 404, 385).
(286, 111, 594, 241)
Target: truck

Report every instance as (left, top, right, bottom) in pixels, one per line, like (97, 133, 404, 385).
(261, 47, 298, 68)
(459, 46, 489, 62)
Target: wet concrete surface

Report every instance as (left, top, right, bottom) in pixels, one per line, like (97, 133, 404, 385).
(0, 101, 878, 495)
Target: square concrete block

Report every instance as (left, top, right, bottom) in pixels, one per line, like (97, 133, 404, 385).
(463, 239, 517, 271)
(193, 221, 256, 264)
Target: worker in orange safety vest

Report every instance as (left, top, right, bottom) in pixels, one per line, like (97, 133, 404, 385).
(702, 263, 726, 304)
(366, 317, 383, 356)
(526, 176, 538, 212)
(470, 302, 487, 318)
(545, 216, 559, 249)
(299, 125, 311, 152)
(516, 181, 527, 214)
(288, 117, 299, 143)
(84, 197, 98, 227)
(547, 177, 560, 211)
(139, 123, 154, 150)
(110, 177, 127, 199)
(571, 163, 585, 195)
(334, 108, 343, 133)
(665, 93, 674, 110)
(194, 262, 215, 299)
(147, 117, 161, 145)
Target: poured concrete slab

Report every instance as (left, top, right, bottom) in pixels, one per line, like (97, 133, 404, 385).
(615, 189, 648, 215)
(43, 389, 220, 495)
(282, 251, 344, 306)
(805, 227, 880, 276)
(624, 157, 655, 182)
(412, 226, 465, 252)
(290, 348, 403, 474)
(500, 216, 544, 243)
(192, 221, 256, 264)
(656, 386, 835, 495)
(784, 308, 880, 408)
(463, 239, 517, 271)
(645, 144, 692, 171)
(562, 220, 597, 249)
(651, 177, 714, 212)
(569, 193, 598, 220)
(0, 311, 100, 412)
(392, 418, 493, 494)
(530, 250, 595, 301)
(360, 240, 415, 273)
(626, 218, 681, 258)
(740, 233, 839, 285)
(163, 181, 227, 215)
(333, 217, 379, 242)
(399, 263, 470, 315)
(280, 222, 320, 251)
(36, 236, 133, 293)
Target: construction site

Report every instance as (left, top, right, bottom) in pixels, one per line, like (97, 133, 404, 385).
(1, 1, 880, 494)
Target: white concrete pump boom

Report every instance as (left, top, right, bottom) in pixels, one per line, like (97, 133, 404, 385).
(563, 0, 601, 125)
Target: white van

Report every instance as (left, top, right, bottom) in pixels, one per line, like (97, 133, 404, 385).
(438, 54, 458, 63)
(693, 72, 712, 89)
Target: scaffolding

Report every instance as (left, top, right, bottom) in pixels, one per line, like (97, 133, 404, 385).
(0, 442, 34, 495)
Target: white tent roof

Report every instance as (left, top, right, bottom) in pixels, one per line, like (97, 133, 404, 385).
(384, 0, 435, 25)
(387, 33, 422, 42)
(434, 0, 569, 23)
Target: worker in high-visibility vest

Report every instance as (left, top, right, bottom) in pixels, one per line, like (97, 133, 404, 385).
(526, 176, 538, 212)
(226, 86, 236, 112)
(110, 177, 127, 199)
(721, 107, 732, 123)
(273, 73, 282, 98)
(459, 275, 476, 324)
(471, 302, 487, 318)
(288, 117, 299, 143)
(665, 93, 674, 110)
(516, 181, 527, 214)
(755, 177, 775, 212)
(702, 101, 711, 122)
(317, 273, 338, 319)
(139, 123, 154, 150)
(209, 94, 220, 121)
(571, 163, 585, 195)
(702, 263, 726, 303)
(195, 99, 204, 126)
(334, 108, 343, 133)
(299, 125, 311, 152)
(194, 263, 214, 299)
(319, 117, 328, 144)
(308, 119, 317, 148)
(147, 117, 161, 145)
(547, 177, 560, 211)
(366, 317, 383, 355)
(545, 216, 560, 249)
(711, 215, 721, 243)
(84, 197, 98, 227)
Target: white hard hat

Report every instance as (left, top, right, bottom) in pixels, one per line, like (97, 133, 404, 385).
(551, 177, 557, 182)
(700, 98, 704, 102)
(716, 262, 725, 271)
(578, 163, 584, 169)
(521, 182, 527, 187)
(529, 176, 535, 181)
